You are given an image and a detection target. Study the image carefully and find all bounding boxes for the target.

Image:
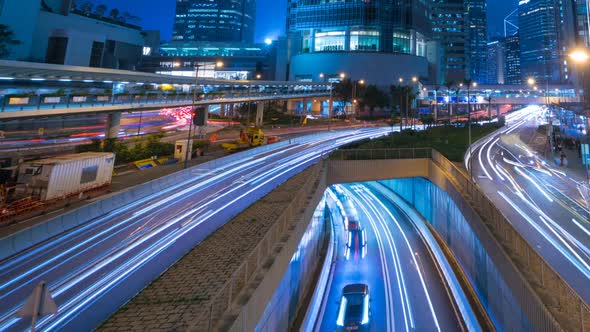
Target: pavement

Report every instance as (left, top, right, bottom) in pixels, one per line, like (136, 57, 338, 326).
(98, 167, 313, 331)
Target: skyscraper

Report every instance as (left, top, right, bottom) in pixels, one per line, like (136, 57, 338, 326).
(173, 0, 256, 43)
(487, 39, 505, 84)
(431, 0, 468, 82)
(286, 0, 434, 85)
(504, 33, 522, 84)
(466, 0, 488, 83)
(518, 0, 576, 84)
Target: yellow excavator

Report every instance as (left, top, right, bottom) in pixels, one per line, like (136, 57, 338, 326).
(221, 127, 265, 152)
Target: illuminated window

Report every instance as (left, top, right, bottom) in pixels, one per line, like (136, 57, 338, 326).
(350, 30, 379, 52)
(314, 30, 345, 52)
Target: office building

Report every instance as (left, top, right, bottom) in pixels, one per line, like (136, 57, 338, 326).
(573, 0, 590, 46)
(504, 33, 522, 84)
(518, 0, 577, 84)
(466, 0, 488, 83)
(432, 0, 468, 82)
(173, 0, 256, 44)
(286, 0, 434, 86)
(487, 39, 504, 84)
(0, 0, 158, 70)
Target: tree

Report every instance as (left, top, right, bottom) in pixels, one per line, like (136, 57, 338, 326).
(334, 78, 354, 104)
(360, 85, 389, 118)
(80, 1, 93, 14)
(94, 4, 107, 16)
(0, 25, 20, 58)
(390, 85, 405, 131)
(109, 8, 120, 20)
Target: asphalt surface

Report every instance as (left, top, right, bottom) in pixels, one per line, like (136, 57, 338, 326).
(317, 183, 466, 332)
(468, 105, 590, 302)
(0, 127, 391, 331)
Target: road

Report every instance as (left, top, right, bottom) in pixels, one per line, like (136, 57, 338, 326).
(468, 105, 590, 302)
(316, 182, 469, 332)
(0, 127, 391, 331)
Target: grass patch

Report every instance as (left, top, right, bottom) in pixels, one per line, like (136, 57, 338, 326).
(339, 123, 502, 162)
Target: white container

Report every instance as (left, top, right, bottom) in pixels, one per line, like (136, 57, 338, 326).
(18, 152, 115, 201)
(174, 139, 193, 162)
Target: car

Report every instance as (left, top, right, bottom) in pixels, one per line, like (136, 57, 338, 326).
(337, 284, 370, 331)
(345, 228, 367, 261)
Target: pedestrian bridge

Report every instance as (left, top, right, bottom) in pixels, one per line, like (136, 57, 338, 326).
(0, 60, 331, 120)
(224, 148, 588, 332)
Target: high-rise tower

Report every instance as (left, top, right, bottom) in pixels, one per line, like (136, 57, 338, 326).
(173, 0, 256, 43)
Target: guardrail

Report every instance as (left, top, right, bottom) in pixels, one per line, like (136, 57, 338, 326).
(330, 147, 433, 160)
(432, 150, 590, 331)
(190, 162, 323, 331)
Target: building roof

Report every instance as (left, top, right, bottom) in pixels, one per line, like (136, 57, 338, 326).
(26, 152, 115, 165)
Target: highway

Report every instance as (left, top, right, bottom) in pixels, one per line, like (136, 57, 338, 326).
(0, 127, 390, 331)
(468, 105, 590, 302)
(316, 182, 474, 332)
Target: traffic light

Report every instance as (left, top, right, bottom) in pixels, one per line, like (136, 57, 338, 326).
(193, 106, 207, 126)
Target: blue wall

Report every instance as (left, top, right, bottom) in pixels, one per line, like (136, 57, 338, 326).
(255, 198, 329, 332)
(379, 177, 534, 332)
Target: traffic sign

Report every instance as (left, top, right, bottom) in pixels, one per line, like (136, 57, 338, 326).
(17, 281, 57, 332)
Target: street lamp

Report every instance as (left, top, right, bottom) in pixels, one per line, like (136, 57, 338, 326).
(467, 81, 477, 179)
(352, 79, 365, 118)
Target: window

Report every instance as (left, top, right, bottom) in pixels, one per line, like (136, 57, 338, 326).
(89, 41, 104, 68)
(350, 30, 379, 51)
(80, 165, 98, 184)
(46, 37, 68, 65)
(314, 30, 345, 52)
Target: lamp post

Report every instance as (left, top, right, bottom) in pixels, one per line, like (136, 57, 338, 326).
(352, 79, 365, 118)
(466, 80, 477, 179)
(569, 48, 590, 180)
(184, 61, 223, 169)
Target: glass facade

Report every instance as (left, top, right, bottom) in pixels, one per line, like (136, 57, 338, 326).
(431, 0, 468, 81)
(504, 34, 522, 84)
(173, 0, 255, 43)
(287, 0, 431, 55)
(466, 0, 488, 83)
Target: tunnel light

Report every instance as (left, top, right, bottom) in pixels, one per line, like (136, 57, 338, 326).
(59, 79, 72, 82)
(336, 297, 347, 326)
(103, 80, 113, 83)
(83, 79, 95, 83)
(0, 77, 14, 80)
(30, 78, 45, 81)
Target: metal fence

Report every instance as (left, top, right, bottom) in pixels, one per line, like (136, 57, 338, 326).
(189, 162, 323, 331)
(330, 148, 433, 161)
(431, 150, 589, 332)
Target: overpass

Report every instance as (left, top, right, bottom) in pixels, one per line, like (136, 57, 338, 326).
(421, 84, 580, 114)
(0, 60, 332, 136)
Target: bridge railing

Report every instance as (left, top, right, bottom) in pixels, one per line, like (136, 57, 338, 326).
(329, 147, 432, 160)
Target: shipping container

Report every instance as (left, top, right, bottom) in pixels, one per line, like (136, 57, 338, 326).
(18, 152, 115, 201)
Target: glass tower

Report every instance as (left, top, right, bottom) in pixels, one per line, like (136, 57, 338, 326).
(466, 0, 488, 83)
(173, 0, 256, 43)
(287, 0, 431, 56)
(431, 0, 467, 82)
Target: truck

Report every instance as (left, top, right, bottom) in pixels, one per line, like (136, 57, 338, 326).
(221, 127, 266, 152)
(17, 152, 115, 201)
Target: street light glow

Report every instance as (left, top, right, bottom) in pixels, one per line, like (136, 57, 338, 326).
(399, 78, 404, 83)
(256, 74, 262, 79)
(473, 82, 478, 87)
(319, 73, 325, 78)
(412, 76, 418, 82)
(340, 73, 346, 79)
(216, 61, 224, 68)
(359, 79, 365, 85)
(264, 38, 273, 45)
(527, 77, 536, 86)
(569, 48, 590, 63)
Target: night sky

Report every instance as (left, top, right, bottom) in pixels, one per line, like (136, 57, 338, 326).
(99, 0, 515, 43)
